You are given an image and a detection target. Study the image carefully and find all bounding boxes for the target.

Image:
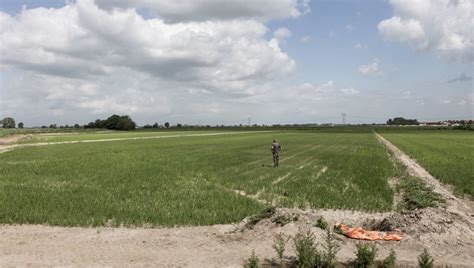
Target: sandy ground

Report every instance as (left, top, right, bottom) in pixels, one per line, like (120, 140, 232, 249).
(0, 134, 32, 153)
(0, 132, 473, 267)
(1, 207, 473, 267)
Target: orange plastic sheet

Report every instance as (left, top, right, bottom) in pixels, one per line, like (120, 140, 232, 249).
(336, 224, 403, 241)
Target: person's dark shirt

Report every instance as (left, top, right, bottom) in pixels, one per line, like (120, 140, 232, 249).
(272, 142, 281, 154)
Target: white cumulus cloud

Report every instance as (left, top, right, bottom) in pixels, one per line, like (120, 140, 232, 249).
(0, 0, 299, 125)
(357, 60, 383, 76)
(340, 88, 360, 95)
(273, 27, 292, 41)
(300, 35, 311, 43)
(95, 0, 311, 22)
(354, 43, 368, 49)
(378, 0, 474, 62)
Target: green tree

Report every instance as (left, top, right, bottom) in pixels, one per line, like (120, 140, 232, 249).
(164, 122, 170, 128)
(105, 114, 121, 130)
(387, 117, 419, 125)
(2, 117, 15, 128)
(18, 122, 24, 128)
(117, 115, 136, 130)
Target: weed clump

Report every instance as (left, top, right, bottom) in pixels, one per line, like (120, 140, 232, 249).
(293, 228, 341, 268)
(272, 233, 290, 266)
(322, 229, 340, 268)
(353, 243, 377, 268)
(380, 249, 396, 268)
(398, 177, 444, 210)
(245, 207, 276, 229)
(244, 250, 259, 268)
(294, 230, 322, 268)
(315, 216, 328, 230)
(418, 248, 434, 268)
(273, 214, 291, 226)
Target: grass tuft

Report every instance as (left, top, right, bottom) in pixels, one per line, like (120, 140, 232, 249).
(418, 248, 434, 268)
(244, 250, 260, 268)
(315, 216, 329, 230)
(245, 207, 276, 229)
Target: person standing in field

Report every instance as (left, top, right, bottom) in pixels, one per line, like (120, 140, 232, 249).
(271, 139, 282, 167)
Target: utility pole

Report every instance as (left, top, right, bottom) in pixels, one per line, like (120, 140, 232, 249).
(342, 113, 346, 125)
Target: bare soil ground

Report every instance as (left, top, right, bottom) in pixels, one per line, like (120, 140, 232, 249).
(1, 207, 473, 267)
(0, 134, 32, 153)
(0, 133, 473, 267)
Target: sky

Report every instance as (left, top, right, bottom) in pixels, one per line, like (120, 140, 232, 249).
(0, 0, 472, 126)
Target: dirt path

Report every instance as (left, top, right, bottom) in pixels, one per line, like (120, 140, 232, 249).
(0, 134, 32, 153)
(375, 132, 474, 220)
(0, 131, 275, 154)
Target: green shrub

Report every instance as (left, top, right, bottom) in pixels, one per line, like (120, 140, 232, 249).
(244, 250, 259, 268)
(315, 216, 328, 230)
(418, 248, 434, 268)
(322, 228, 340, 268)
(353, 243, 377, 268)
(380, 249, 396, 268)
(294, 230, 322, 268)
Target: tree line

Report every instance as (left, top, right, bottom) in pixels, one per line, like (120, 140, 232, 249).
(386, 117, 419, 125)
(1, 115, 137, 131)
(0, 117, 22, 128)
(84, 115, 136, 130)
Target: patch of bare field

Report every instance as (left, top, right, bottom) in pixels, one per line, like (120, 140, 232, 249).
(37, 132, 81, 136)
(0, 134, 32, 145)
(0, 135, 32, 153)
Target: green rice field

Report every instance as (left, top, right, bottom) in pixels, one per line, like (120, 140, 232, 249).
(0, 129, 394, 227)
(380, 130, 474, 197)
(1, 128, 471, 227)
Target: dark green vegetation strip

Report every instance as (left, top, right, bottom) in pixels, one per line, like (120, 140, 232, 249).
(397, 176, 444, 210)
(0, 131, 394, 227)
(381, 131, 474, 197)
